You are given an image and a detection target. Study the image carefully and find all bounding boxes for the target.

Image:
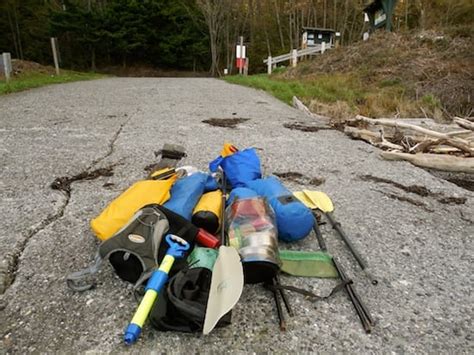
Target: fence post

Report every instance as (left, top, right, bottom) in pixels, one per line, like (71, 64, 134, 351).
(51, 37, 60, 75)
(244, 58, 249, 76)
(321, 42, 326, 54)
(2, 53, 12, 83)
(267, 56, 272, 74)
(291, 49, 298, 67)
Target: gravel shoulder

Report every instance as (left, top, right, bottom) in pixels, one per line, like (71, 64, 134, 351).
(0, 78, 473, 353)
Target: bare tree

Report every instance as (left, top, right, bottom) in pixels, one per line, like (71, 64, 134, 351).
(196, 0, 227, 76)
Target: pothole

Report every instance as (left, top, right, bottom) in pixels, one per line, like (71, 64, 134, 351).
(202, 118, 250, 128)
(360, 174, 467, 206)
(274, 171, 325, 186)
(359, 175, 430, 197)
(445, 178, 474, 192)
(283, 122, 331, 132)
(377, 190, 434, 213)
(438, 196, 467, 205)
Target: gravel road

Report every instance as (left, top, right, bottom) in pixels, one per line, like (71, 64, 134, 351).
(0, 78, 472, 353)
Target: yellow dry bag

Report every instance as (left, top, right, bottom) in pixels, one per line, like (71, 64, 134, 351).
(91, 170, 177, 241)
(192, 190, 222, 235)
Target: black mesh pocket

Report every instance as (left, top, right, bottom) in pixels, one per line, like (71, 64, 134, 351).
(108, 251, 144, 283)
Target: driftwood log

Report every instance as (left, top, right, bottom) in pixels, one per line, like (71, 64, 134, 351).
(454, 117, 474, 131)
(354, 115, 471, 146)
(345, 126, 473, 156)
(381, 152, 474, 174)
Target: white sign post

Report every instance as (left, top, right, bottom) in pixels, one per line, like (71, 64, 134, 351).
(2, 52, 12, 82)
(236, 36, 246, 75)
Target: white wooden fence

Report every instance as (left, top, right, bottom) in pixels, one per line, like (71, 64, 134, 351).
(263, 42, 331, 74)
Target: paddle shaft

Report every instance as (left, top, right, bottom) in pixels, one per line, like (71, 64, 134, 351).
(220, 172, 227, 246)
(272, 278, 286, 331)
(337, 263, 375, 326)
(324, 212, 367, 270)
(311, 213, 327, 252)
(325, 212, 378, 285)
(332, 258, 373, 333)
(275, 274, 294, 317)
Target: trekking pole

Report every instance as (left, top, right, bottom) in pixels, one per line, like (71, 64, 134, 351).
(312, 217, 373, 333)
(275, 274, 294, 317)
(272, 277, 286, 331)
(325, 213, 378, 285)
(124, 235, 190, 345)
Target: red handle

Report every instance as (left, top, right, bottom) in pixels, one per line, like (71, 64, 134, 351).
(196, 229, 221, 249)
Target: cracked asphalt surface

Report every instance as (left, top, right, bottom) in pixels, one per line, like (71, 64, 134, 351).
(0, 78, 473, 353)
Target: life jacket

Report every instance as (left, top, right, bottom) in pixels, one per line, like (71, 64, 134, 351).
(67, 204, 199, 292)
(91, 168, 177, 241)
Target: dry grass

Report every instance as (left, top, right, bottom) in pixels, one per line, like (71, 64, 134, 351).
(280, 31, 474, 120)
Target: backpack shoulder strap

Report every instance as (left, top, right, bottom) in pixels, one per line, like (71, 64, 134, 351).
(66, 252, 103, 291)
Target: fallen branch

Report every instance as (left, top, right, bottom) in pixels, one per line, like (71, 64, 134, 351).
(381, 152, 474, 173)
(292, 96, 329, 121)
(438, 139, 474, 156)
(377, 128, 403, 150)
(430, 147, 462, 154)
(344, 126, 381, 144)
(446, 129, 474, 137)
(409, 139, 473, 156)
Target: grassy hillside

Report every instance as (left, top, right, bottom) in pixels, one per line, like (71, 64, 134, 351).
(226, 31, 473, 121)
(0, 60, 105, 95)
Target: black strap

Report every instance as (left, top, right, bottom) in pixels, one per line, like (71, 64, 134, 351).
(149, 169, 176, 181)
(264, 280, 351, 301)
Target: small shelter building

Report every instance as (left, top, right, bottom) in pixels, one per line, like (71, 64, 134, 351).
(363, 0, 398, 31)
(301, 27, 336, 48)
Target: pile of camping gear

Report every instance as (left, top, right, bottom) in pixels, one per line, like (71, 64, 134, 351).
(67, 143, 376, 345)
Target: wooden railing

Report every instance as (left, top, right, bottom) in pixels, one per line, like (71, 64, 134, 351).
(263, 42, 332, 74)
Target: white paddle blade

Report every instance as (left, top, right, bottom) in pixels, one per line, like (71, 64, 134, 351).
(203, 246, 244, 335)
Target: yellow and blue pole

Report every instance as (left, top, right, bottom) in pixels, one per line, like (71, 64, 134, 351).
(124, 234, 190, 345)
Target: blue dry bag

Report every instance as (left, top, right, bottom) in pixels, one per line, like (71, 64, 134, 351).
(228, 187, 258, 206)
(209, 148, 262, 188)
(245, 176, 314, 242)
(163, 173, 208, 220)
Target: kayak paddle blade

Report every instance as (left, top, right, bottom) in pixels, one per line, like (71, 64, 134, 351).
(203, 246, 244, 335)
(303, 190, 334, 213)
(293, 191, 317, 209)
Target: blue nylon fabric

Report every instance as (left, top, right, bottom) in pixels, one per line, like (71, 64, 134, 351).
(228, 187, 258, 206)
(204, 174, 219, 192)
(246, 176, 314, 242)
(163, 173, 207, 220)
(209, 148, 262, 188)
